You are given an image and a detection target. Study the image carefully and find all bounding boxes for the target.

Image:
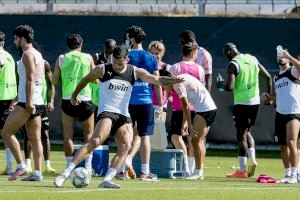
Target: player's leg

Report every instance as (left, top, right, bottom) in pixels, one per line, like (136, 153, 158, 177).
(100, 123, 132, 189)
(62, 111, 75, 165)
(21, 115, 43, 181)
(286, 118, 300, 183)
(54, 117, 112, 187)
(2, 105, 31, 180)
(23, 127, 33, 173)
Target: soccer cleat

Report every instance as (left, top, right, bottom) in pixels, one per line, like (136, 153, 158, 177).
(226, 170, 248, 178)
(247, 161, 257, 177)
(286, 175, 298, 184)
(99, 180, 121, 189)
(276, 175, 290, 183)
(126, 166, 136, 179)
(116, 173, 126, 180)
(0, 168, 15, 176)
(140, 173, 159, 182)
(8, 168, 28, 181)
(54, 174, 67, 187)
(21, 174, 43, 181)
(44, 166, 57, 174)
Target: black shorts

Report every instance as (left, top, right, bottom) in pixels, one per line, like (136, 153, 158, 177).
(275, 112, 300, 145)
(61, 99, 96, 121)
(233, 104, 259, 131)
(196, 109, 217, 127)
(96, 111, 132, 136)
(41, 106, 49, 131)
(17, 102, 44, 120)
(129, 104, 154, 137)
(0, 100, 13, 129)
(171, 110, 196, 135)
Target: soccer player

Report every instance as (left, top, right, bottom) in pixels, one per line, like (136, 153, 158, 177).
(2, 25, 45, 181)
(122, 26, 163, 181)
(178, 30, 212, 174)
(223, 43, 272, 178)
(168, 42, 205, 176)
(0, 31, 17, 176)
(23, 42, 56, 174)
(52, 34, 95, 172)
(54, 45, 182, 189)
(94, 39, 116, 65)
(160, 69, 217, 180)
(262, 50, 300, 184)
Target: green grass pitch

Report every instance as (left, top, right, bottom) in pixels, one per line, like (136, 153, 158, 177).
(0, 145, 299, 200)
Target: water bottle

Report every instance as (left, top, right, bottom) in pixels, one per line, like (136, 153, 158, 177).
(216, 73, 224, 92)
(276, 45, 283, 58)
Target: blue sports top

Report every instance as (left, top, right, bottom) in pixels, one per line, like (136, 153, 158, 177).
(129, 49, 158, 105)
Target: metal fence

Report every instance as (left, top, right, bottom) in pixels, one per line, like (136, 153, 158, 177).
(2, 0, 300, 4)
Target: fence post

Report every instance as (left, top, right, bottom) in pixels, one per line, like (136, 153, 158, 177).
(197, 0, 205, 16)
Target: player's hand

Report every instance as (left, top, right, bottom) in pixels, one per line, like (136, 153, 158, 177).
(47, 101, 54, 112)
(175, 77, 184, 84)
(281, 50, 291, 60)
(70, 96, 80, 106)
(9, 101, 18, 111)
(25, 102, 35, 114)
(181, 123, 189, 136)
(261, 92, 273, 105)
(189, 124, 198, 139)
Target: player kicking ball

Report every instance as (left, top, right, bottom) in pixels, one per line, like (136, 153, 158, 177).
(54, 45, 182, 189)
(160, 68, 217, 180)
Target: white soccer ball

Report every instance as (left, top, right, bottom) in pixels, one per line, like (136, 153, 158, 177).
(70, 167, 91, 188)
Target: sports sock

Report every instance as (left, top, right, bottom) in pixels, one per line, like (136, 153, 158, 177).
(189, 157, 195, 174)
(194, 169, 203, 176)
(104, 168, 118, 181)
(66, 156, 73, 165)
(125, 157, 132, 167)
(285, 168, 291, 177)
(33, 170, 42, 177)
(183, 155, 190, 174)
(85, 155, 93, 172)
(118, 163, 126, 173)
(141, 164, 150, 175)
(298, 159, 300, 174)
(5, 148, 13, 169)
(44, 160, 51, 167)
(247, 148, 256, 163)
(291, 167, 297, 177)
(25, 159, 31, 168)
(62, 162, 76, 178)
(238, 156, 247, 171)
(17, 163, 26, 169)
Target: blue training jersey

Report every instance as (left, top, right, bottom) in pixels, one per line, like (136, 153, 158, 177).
(129, 49, 158, 105)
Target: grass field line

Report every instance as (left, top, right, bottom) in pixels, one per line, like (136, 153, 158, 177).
(1, 186, 299, 193)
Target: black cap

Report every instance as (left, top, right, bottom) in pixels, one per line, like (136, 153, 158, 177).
(104, 39, 116, 50)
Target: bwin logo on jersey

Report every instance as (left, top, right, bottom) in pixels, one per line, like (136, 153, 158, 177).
(108, 83, 129, 91)
(276, 81, 288, 89)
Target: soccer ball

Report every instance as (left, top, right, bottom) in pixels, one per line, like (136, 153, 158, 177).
(70, 167, 91, 188)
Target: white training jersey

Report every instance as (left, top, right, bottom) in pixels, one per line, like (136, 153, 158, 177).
(98, 64, 136, 117)
(173, 73, 217, 113)
(274, 66, 300, 114)
(18, 47, 45, 105)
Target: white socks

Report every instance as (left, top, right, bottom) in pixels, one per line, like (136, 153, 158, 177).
(238, 156, 247, 171)
(183, 155, 190, 174)
(194, 169, 203, 176)
(62, 162, 76, 178)
(118, 163, 126, 173)
(33, 170, 42, 177)
(291, 167, 297, 177)
(17, 163, 26, 169)
(298, 159, 300, 174)
(85, 155, 93, 172)
(285, 168, 291, 177)
(141, 164, 150, 175)
(5, 148, 13, 169)
(125, 157, 132, 167)
(45, 160, 51, 167)
(189, 157, 195, 174)
(104, 168, 118, 181)
(25, 159, 31, 168)
(66, 156, 73, 165)
(247, 148, 256, 163)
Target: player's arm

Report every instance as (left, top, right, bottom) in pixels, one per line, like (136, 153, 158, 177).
(44, 61, 55, 111)
(282, 50, 300, 75)
(180, 96, 192, 136)
(52, 57, 61, 85)
(258, 62, 272, 93)
(23, 51, 36, 113)
(153, 70, 163, 107)
(135, 68, 183, 87)
(203, 53, 213, 92)
(71, 66, 104, 105)
(225, 62, 236, 91)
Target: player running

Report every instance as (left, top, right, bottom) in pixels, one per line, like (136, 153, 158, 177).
(222, 43, 272, 178)
(54, 45, 182, 189)
(262, 50, 300, 184)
